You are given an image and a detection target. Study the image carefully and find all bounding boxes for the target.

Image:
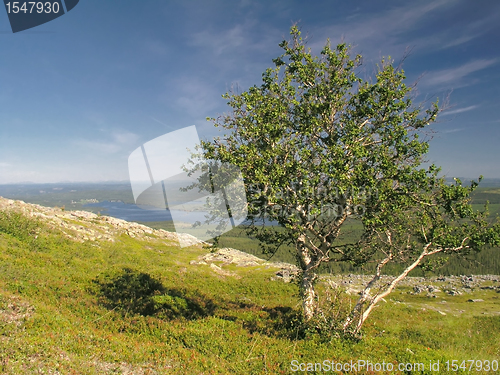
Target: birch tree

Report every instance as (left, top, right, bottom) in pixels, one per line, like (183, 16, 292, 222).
(342, 177, 500, 334)
(198, 26, 500, 326)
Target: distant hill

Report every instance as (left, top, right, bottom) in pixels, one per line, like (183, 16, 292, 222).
(444, 177, 500, 187)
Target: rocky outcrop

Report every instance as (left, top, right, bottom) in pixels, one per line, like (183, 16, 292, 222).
(192, 247, 265, 267)
(190, 247, 300, 281)
(0, 197, 299, 281)
(2, 197, 498, 289)
(0, 197, 203, 246)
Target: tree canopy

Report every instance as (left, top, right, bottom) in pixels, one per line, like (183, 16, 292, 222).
(198, 25, 500, 334)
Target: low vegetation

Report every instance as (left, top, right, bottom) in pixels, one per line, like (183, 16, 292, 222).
(0, 202, 499, 374)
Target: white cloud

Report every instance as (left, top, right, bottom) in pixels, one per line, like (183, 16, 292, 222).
(308, 0, 454, 58)
(441, 128, 464, 134)
(159, 76, 224, 118)
(441, 105, 479, 116)
(298, 0, 500, 69)
(187, 18, 282, 73)
(74, 130, 140, 154)
(442, 34, 481, 49)
(191, 24, 248, 56)
(420, 59, 498, 89)
(441, 9, 500, 49)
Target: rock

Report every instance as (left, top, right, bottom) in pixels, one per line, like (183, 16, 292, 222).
(195, 247, 299, 282)
(209, 263, 240, 278)
(413, 285, 425, 294)
(189, 260, 207, 265)
(200, 248, 265, 266)
(467, 299, 484, 302)
(275, 269, 293, 283)
(0, 196, 203, 246)
(2, 197, 500, 289)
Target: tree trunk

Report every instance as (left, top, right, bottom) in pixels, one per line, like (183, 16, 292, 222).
(343, 244, 439, 334)
(301, 268, 317, 321)
(297, 234, 318, 321)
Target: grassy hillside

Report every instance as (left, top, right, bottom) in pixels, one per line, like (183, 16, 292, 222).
(1, 182, 499, 276)
(143, 221, 500, 277)
(0, 199, 499, 374)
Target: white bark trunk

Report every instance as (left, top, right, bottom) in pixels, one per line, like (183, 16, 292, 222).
(301, 270, 317, 321)
(344, 243, 441, 334)
(297, 234, 318, 321)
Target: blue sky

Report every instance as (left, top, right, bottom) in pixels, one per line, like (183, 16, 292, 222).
(0, 0, 499, 183)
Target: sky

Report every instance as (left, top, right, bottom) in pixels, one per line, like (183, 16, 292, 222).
(0, 0, 499, 184)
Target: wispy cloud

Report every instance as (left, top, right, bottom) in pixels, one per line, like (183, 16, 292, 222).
(191, 24, 248, 56)
(442, 34, 481, 49)
(421, 59, 498, 89)
(441, 128, 464, 134)
(441, 9, 500, 49)
(441, 105, 479, 116)
(300, 0, 500, 69)
(187, 18, 282, 74)
(150, 117, 175, 130)
(75, 130, 140, 154)
(160, 76, 225, 118)
(309, 0, 453, 58)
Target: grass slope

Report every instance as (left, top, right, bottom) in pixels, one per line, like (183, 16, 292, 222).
(0, 206, 499, 374)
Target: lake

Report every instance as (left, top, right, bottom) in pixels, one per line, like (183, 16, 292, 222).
(84, 201, 209, 223)
(83, 200, 276, 226)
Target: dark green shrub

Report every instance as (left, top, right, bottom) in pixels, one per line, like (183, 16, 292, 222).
(93, 268, 214, 319)
(93, 268, 165, 316)
(152, 294, 189, 318)
(154, 288, 216, 320)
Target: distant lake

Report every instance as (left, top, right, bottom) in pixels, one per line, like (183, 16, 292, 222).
(83, 200, 277, 226)
(84, 201, 208, 223)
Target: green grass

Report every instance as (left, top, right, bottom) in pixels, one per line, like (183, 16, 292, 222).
(143, 219, 500, 276)
(0, 208, 499, 373)
(3, 183, 499, 274)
